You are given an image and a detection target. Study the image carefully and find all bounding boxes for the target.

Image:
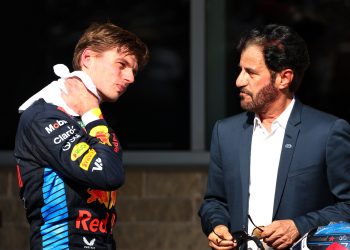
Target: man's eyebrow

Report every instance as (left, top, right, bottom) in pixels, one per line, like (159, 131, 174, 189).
(119, 58, 131, 66)
(245, 67, 257, 74)
(119, 58, 139, 75)
(238, 64, 257, 74)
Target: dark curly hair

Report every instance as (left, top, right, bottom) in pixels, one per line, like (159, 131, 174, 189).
(237, 24, 310, 93)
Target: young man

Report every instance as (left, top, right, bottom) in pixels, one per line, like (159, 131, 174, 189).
(14, 22, 149, 249)
(198, 24, 350, 250)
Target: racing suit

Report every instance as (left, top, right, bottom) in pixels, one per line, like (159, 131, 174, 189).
(14, 98, 123, 250)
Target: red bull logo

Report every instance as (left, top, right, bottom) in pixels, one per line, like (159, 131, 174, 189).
(75, 210, 116, 233)
(111, 133, 120, 153)
(89, 126, 112, 146)
(86, 189, 117, 209)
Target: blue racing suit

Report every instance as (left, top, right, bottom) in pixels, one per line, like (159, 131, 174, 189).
(14, 98, 124, 250)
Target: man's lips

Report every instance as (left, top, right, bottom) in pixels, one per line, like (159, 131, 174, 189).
(117, 85, 126, 94)
(239, 91, 251, 98)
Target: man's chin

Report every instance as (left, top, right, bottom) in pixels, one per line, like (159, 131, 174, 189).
(102, 94, 122, 103)
(240, 100, 249, 109)
(108, 97, 119, 102)
(240, 102, 255, 112)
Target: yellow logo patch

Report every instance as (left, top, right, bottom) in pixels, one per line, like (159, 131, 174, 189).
(71, 142, 89, 161)
(79, 149, 96, 171)
(89, 125, 112, 146)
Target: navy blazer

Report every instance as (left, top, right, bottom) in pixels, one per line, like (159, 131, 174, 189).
(199, 99, 350, 237)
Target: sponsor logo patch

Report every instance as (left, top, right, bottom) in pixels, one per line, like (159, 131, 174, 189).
(89, 126, 112, 146)
(45, 119, 68, 134)
(83, 236, 96, 249)
(111, 133, 120, 153)
(87, 189, 117, 209)
(92, 158, 103, 172)
(71, 142, 89, 161)
(80, 149, 96, 171)
(75, 210, 116, 234)
(53, 126, 76, 145)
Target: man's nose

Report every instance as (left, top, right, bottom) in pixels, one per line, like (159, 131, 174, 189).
(236, 71, 247, 88)
(123, 68, 135, 84)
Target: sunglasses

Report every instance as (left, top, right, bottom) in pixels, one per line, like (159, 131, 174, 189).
(212, 215, 265, 250)
(212, 229, 265, 250)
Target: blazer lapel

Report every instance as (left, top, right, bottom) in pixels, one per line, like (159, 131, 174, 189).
(240, 113, 254, 220)
(272, 100, 302, 218)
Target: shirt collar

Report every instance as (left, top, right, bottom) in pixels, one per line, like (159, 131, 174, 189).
(253, 98, 295, 131)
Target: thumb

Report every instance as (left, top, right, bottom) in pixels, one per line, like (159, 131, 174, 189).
(222, 230, 233, 240)
(215, 225, 233, 240)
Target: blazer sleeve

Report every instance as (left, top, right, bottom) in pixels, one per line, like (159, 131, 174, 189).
(198, 120, 231, 236)
(293, 118, 350, 235)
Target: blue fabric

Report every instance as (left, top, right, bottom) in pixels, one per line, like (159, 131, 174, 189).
(41, 167, 69, 249)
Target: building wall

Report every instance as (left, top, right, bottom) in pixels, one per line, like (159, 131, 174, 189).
(0, 166, 210, 250)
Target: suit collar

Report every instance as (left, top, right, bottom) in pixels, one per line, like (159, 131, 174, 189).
(286, 97, 302, 126)
(243, 112, 255, 129)
(272, 98, 303, 218)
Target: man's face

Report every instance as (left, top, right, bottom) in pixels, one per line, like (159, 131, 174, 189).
(235, 44, 279, 113)
(86, 48, 138, 102)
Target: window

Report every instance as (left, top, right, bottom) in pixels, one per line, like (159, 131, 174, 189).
(4, 0, 348, 167)
(45, 0, 191, 150)
(2, 0, 209, 166)
(224, 0, 350, 123)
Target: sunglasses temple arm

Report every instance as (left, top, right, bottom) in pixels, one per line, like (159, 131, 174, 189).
(248, 235, 265, 250)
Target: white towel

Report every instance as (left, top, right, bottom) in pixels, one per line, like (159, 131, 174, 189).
(18, 64, 101, 116)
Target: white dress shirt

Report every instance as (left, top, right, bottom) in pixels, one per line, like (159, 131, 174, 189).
(247, 98, 295, 250)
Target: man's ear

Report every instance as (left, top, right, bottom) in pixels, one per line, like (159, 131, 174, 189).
(277, 69, 294, 90)
(81, 49, 94, 69)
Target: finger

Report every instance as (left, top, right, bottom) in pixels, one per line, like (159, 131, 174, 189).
(209, 234, 234, 246)
(209, 240, 235, 250)
(261, 224, 277, 239)
(270, 239, 288, 250)
(221, 231, 233, 241)
(275, 234, 295, 249)
(264, 235, 279, 247)
(252, 226, 264, 239)
(209, 232, 235, 248)
(65, 77, 83, 90)
(265, 231, 280, 241)
(61, 88, 69, 99)
(265, 234, 291, 249)
(63, 80, 75, 93)
(213, 226, 233, 241)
